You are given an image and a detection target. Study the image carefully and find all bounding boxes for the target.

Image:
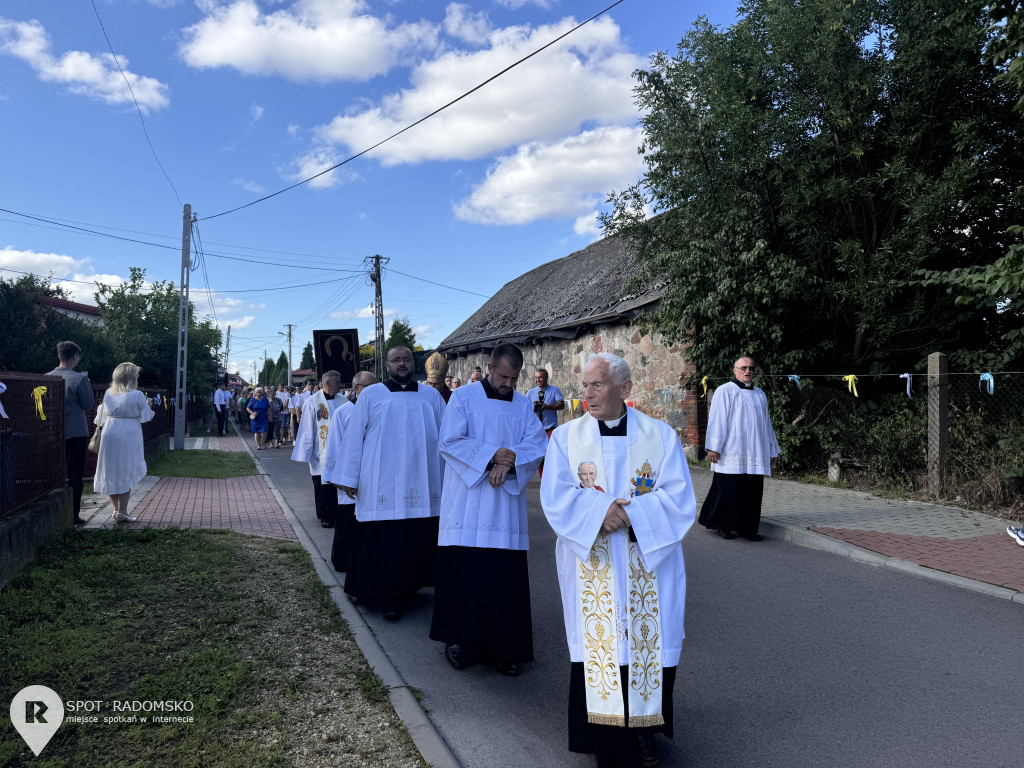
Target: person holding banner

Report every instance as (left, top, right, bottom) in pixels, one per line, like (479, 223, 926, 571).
(541, 353, 696, 768)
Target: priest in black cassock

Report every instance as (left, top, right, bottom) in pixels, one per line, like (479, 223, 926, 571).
(430, 343, 548, 676)
(336, 346, 446, 621)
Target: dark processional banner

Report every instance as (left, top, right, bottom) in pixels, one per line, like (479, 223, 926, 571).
(312, 329, 359, 387)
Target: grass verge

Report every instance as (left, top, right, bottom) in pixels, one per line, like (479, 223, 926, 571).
(0, 528, 425, 768)
(146, 450, 257, 479)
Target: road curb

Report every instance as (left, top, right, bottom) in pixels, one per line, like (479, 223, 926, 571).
(761, 518, 1024, 604)
(237, 423, 462, 768)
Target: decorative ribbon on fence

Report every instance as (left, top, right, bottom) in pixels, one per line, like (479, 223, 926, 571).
(30, 386, 47, 420)
(662, 389, 670, 406)
(0, 381, 8, 418)
(979, 372, 994, 395)
(788, 375, 802, 391)
(842, 375, 859, 397)
(700, 376, 709, 398)
(900, 373, 912, 397)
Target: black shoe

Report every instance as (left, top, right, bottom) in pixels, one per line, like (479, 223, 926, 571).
(445, 644, 466, 670)
(636, 733, 661, 767)
(743, 533, 764, 541)
(495, 663, 519, 677)
(73, 515, 85, 525)
(716, 528, 737, 539)
(383, 610, 401, 622)
(320, 519, 335, 528)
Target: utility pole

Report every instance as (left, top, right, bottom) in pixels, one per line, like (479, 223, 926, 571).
(252, 360, 257, 387)
(366, 254, 389, 380)
(280, 324, 295, 386)
(224, 325, 231, 386)
(173, 204, 192, 451)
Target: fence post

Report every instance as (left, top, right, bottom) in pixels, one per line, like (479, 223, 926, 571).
(927, 351, 948, 497)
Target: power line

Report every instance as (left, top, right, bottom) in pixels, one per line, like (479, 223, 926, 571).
(198, 0, 628, 221)
(385, 267, 490, 298)
(2, 209, 362, 263)
(0, 207, 362, 272)
(192, 221, 219, 327)
(90, 0, 181, 206)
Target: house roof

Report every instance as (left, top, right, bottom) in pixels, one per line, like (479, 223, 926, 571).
(437, 233, 663, 355)
(34, 294, 102, 316)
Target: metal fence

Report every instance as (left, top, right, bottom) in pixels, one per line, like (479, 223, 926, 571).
(706, 365, 1024, 513)
(0, 372, 67, 518)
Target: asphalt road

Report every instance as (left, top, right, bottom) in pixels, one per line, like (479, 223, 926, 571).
(259, 442, 1020, 768)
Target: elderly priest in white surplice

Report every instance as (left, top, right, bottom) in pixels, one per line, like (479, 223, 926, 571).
(540, 353, 696, 768)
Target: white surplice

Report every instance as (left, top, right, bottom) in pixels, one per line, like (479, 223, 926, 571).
(540, 407, 696, 669)
(335, 382, 445, 522)
(290, 393, 345, 475)
(438, 382, 548, 550)
(705, 381, 780, 476)
(321, 398, 357, 500)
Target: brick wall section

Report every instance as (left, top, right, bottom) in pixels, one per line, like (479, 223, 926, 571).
(446, 326, 703, 447)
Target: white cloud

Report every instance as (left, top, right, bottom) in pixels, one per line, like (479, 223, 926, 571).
(573, 211, 602, 240)
(316, 16, 643, 165)
(0, 18, 169, 111)
(331, 305, 395, 319)
(233, 177, 266, 194)
(179, 0, 438, 82)
(497, 0, 554, 8)
(286, 123, 300, 137)
(286, 146, 357, 189)
(218, 315, 256, 330)
(454, 125, 644, 225)
(444, 3, 491, 45)
(412, 323, 439, 345)
(247, 101, 265, 126)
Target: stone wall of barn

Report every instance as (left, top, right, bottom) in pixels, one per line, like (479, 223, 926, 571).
(446, 325, 704, 448)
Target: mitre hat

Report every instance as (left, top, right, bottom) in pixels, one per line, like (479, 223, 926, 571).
(426, 351, 449, 382)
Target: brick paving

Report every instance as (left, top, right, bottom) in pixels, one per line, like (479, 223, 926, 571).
(689, 467, 1023, 596)
(121, 475, 296, 540)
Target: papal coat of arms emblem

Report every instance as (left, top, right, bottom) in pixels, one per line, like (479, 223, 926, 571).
(633, 460, 655, 496)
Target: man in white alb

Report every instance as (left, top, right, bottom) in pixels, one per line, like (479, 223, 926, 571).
(321, 370, 377, 572)
(697, 356, 780, 541)
(430, 343, 548, 676)
(291, 370, 345, 529)
(337, 347, 446, 620)
(541, 353, 696, 768)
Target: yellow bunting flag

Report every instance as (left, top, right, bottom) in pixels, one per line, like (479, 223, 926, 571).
(842, 375, 859, 397)
(31, 386, 48, 420)
(701, 376, 709, 398)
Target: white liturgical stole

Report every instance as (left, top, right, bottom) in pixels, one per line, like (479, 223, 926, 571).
(566, 411, 666, 728)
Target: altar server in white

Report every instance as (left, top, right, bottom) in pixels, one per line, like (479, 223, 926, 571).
(321, 371, 377, 572)
(291, 370, 345, 528)
(430, 343, 548, 676)
(697, 356, 780, 541)
(337, 347, 445, 620)
(541, 353, 696, 768)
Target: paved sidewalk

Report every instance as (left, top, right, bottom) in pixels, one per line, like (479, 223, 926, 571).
(83, 426, 294, 539)
(690, 467, 1024, 596)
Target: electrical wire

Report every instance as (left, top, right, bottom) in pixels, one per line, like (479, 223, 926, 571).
(385, 267, 490, 298)
(192, 220, 220, 327)
(90, 0, 181, 206)
(198, 0, 628, 221)
(0, 207, 362, 272)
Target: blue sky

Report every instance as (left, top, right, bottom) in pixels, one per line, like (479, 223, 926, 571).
(1, 0, 737, 378)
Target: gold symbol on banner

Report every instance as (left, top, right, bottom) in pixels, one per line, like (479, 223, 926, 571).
(324, 335, 354, 361)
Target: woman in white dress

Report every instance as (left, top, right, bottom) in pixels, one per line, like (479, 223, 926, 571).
(94, 362, 155, 522)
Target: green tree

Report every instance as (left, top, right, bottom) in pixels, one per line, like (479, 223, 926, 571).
(259, 357, 275, 387)
(0, 274, 116, 379)
(384, 316, 417, 353)
(274, 351, 290, 385)
(603, 0, 1024, 378)
(96, 267, 221, 394)
(299, 341, 315, 369)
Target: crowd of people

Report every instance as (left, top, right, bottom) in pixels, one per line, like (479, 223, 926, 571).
(280, 344, 787, 768)
(45, 336, 790, 768)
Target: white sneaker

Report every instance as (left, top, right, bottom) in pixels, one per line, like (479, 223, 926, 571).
(1007, 525, 1024, 546)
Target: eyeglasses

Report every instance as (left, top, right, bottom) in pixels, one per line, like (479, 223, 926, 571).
(735, 366, 756, 371)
